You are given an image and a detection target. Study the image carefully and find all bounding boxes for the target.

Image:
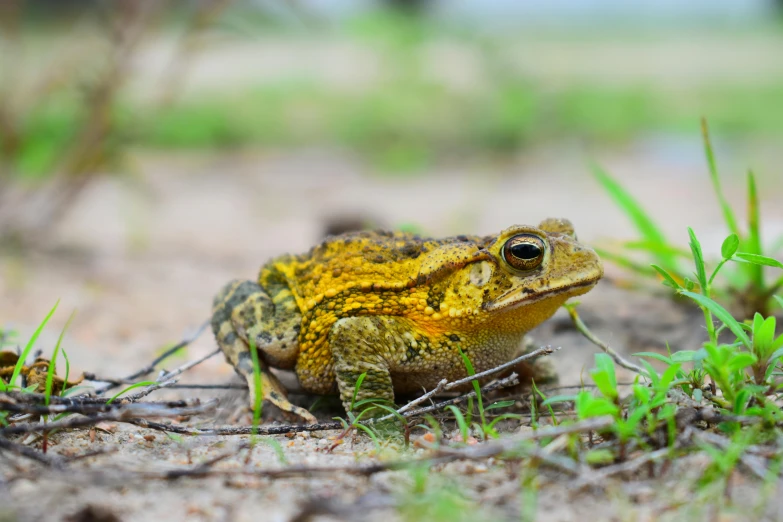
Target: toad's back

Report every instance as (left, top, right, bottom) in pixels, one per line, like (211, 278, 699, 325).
(262, 230, 487, 317)
(261, 230, 490, 386)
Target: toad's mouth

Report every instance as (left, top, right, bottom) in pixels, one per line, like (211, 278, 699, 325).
(483, 277, 601, 312)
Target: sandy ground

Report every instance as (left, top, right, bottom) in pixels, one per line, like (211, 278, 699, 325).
(1, 142, 783, 521)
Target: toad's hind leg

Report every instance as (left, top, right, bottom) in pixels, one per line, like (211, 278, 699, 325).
(211, 279, 316, 424)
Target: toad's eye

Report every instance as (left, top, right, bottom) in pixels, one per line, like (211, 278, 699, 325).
(502, 234, 546, 271)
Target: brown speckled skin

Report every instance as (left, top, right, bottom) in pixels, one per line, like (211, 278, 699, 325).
(211, 218, 603, 422)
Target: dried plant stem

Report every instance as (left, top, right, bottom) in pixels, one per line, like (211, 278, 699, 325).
(566, 305, 647, 376)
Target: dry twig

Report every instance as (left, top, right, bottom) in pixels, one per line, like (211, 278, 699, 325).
(0, 437, 66, 468)
(396, 345, 557, 415)
(566, 305, 647, 376)
(0, 400, 218, 437)
(92, 321, 209, 394)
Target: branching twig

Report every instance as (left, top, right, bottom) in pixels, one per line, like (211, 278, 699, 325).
(160, 383, 245, 390)
(156, 348, 220, 384)
(93, 321, 209, 394)
(390, 374, 520, 422)
(396, 345, 557, 415)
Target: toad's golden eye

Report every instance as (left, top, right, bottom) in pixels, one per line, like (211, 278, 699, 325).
(502, 234, 546, 271)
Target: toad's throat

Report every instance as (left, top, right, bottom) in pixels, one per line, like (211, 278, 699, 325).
(483, 278, 600, 312)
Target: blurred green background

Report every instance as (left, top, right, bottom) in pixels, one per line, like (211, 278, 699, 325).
(1, 0, 782, 243)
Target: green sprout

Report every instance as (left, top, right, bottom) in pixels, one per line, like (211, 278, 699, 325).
(594, 119, 782, 317)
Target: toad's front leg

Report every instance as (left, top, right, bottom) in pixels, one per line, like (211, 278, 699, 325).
(211, 279, 316, 424)
(326, 316, 397, 415)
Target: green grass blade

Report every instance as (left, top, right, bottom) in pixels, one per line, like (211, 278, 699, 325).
(248, 337, 263, 438)
(45, 310, 76, 406)
(446, 405, 469, 442)
(60, 385, 92, 398)
(485, 400, 516, 411)
(746, 171, 764, 289)
(458, 348, 486, 428)
(701, 118, 740, 237)
(486, 413, 523, 431)
(531, 380, 558, 426)
(256, 437, 289, 466)
(60, 347, 71, 395)
(679, 290, 751, 349)
(351, 372, 368, 412)
(591, 164, 676, 269)
(354, 423, 381, 450)
(106, 381, 158, 404)
(633, 352, 675, 365)
(687, 228, 708, 292)
(746, 171, 761, 254)
(540, 394, 579, 406)
(622, 240, 691, 259)
(594, 247, 657, 276)
(10, 300, 60, 389)
(651, 264, 682, 290)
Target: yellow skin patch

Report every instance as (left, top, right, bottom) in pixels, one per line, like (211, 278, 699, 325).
(211, 218, 603, 422)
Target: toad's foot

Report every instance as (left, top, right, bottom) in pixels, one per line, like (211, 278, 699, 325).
(243, 358, 317, 425)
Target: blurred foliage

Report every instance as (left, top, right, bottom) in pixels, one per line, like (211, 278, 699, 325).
(2, 3, 783, 242)
(0, 0, 230, 243)
(7, 13, 783, 180)
(134, 83, 783, 167)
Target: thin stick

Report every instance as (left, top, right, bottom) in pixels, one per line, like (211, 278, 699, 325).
(0, 437, 66, 468)
(93, 321, 209, 394)
(90, 348, 219, 405)
(161, 450, 240, 480)
(81, 381, 245, 393)
(395, 345, 557, 415)
(109, 380, 180, 403)
(156, 348, 220, 383)
(94, 348, 219, 404)
(145, 383, 245, 390)
(566, 305, 647, 376)
(446, 345, 557, 390)
(0, 400, 218, 436)
(0, 391, 198, 409)
(0, 395, 203, 416)
(392, 374, 520, 421)
(127, 419, 343, 436)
